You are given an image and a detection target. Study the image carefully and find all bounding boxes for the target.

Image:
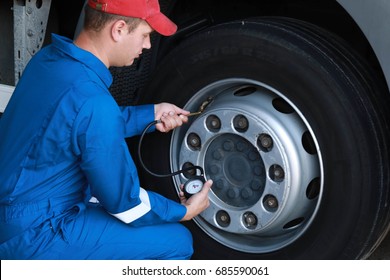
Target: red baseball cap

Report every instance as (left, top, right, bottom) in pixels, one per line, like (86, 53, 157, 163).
(87, 0, 177, 36)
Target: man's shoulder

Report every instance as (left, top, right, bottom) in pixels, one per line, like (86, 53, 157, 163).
(72, 79, 112, 100)
(75, 84, 118, 112)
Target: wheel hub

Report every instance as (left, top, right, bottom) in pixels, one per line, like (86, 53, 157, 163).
(205, 133, 266, 207)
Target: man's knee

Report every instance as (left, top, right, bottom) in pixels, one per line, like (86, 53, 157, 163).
(166, 223, 194, 259)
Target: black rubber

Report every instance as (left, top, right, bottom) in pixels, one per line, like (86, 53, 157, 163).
(138, 18, 390, 259)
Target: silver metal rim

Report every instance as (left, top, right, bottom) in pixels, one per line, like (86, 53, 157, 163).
(170, 78, 324, 253)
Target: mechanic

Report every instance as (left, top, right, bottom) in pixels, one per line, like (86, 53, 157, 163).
(0, 0, 212, 259)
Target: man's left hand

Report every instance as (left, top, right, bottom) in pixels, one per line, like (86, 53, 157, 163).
(154, 102, 190, 132)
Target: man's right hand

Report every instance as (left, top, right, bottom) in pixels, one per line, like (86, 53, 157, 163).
(180, 179, 213, 221)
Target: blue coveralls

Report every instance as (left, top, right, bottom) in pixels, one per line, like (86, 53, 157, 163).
(0, 34, 192, 259)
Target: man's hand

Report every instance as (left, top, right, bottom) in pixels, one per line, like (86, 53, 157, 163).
(154, 103, 190, 132)
(180, 179, 213, 221)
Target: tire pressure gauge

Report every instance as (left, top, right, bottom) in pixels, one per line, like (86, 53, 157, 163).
(183, 176, 205, 198)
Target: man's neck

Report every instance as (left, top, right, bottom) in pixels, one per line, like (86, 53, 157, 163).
(73, 30, 110, 68)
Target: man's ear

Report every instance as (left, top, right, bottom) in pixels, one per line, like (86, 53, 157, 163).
(111, 20, 127, 42)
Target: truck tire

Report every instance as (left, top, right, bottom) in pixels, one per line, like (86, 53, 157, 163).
(138, 18, 390, 259)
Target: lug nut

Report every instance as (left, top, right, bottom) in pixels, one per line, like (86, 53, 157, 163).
(209, 164, 219, 174)
(212, 149, 223, 160)
(233, 115, 249, 132)
(227, 188, 237, 199)
(206, 115, 221, 132)
(258, 134, 273, 151)
(266, 196, 278, 208)
(215, 179, 225, 189)
(216, 210, 230, 227)
(187, 133, 201, 150)
(263, 195, 278, 212)
(240, 188, 253, 199)
(251, 180, 262, 191)
(243, 212, 257, 229)
(223, 140, 234, 151)
(270, 164, 285, 182)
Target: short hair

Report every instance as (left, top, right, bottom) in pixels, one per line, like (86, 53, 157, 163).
(84, 5, 143, 33)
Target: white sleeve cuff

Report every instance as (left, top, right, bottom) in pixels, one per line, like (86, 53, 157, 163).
(109, 188, 151, 224)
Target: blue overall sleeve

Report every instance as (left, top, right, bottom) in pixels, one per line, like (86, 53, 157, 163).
(72, 90, 186, 225)
(119, 105, 156, 138)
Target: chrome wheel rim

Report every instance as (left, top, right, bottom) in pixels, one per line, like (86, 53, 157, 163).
(170, 78, 323, 253)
